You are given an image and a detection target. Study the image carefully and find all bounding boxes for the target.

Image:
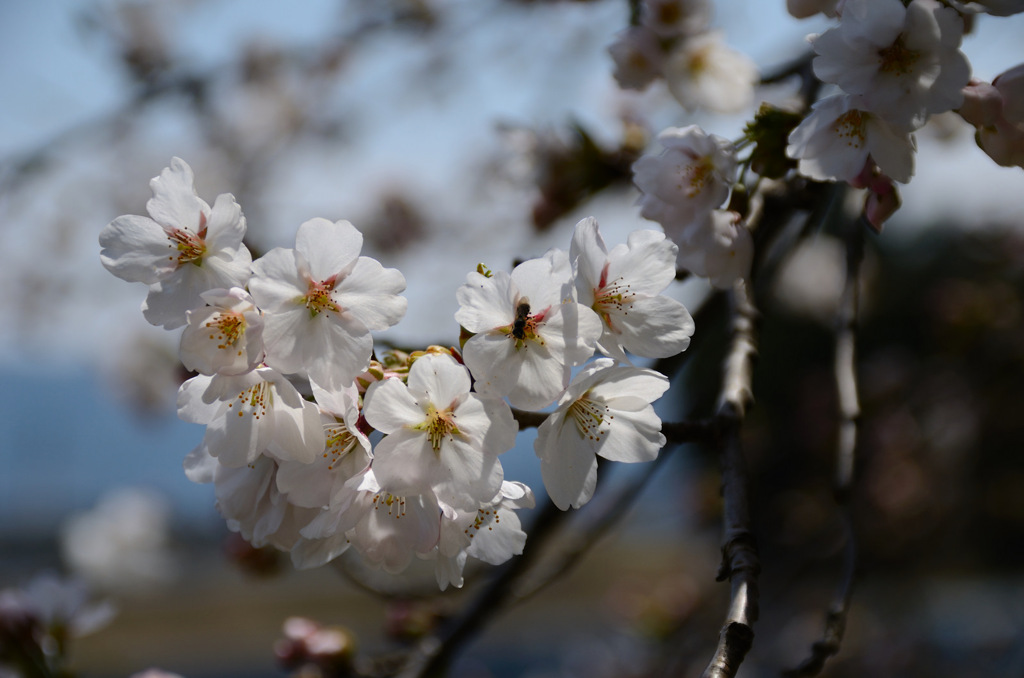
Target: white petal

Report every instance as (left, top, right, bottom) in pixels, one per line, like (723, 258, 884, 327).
(99, 215, 178, 283)
(363, 378, 425, 434)
(145, 158, 208, 232)
(536, 416, 599, 510)
(295, 218, 362, 280)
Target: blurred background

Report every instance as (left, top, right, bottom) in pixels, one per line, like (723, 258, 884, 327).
(2, 1, 1024, 677)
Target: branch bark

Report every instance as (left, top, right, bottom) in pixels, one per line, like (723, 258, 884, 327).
(700, 279, 761, 678)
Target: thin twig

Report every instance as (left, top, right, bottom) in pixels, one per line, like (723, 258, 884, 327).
(783, 221, 864, 677)
(700, 279, 761, 678)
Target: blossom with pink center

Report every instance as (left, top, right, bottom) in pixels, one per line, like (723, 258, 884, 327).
(632, 125, 737, 236)
(179, 287, 264, 376)
(456, 251, 602, 411)
(811, 0, 971, 127)
(535, 359, 669, 510)
(362, 353, 517, 510)
(276, 380, 372, 510)
(99, 157, 252, 329)
(248, 218, 407, 391)
(570, 217, 693, 363)
(786, 94, 917, 183)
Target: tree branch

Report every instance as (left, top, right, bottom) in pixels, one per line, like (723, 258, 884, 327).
(700, 279, 761, 678)
(783, 222, 864, 677)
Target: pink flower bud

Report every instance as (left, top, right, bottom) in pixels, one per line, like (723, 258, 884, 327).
(993, 63, 1024, 122)
(959, 80, 1003, 128)
(960, 65, 1024, 169)
(864, 178, 901, 233)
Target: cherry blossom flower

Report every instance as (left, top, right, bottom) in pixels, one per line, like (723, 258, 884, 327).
(184, 450, 320, 552)
(786, 94, 917, 183)
(276, 380, 372, 510)
(59, 488, 176, 594)
(179, 287, 264, 376)
(664, 32, 758, 114)
(535, 359, 669, 510)
(456, 252, 602, 411)
(99, 157, 252, 329)
(675, 210, 754, 288)
(570, 217, 694, 362)
(608, 26, 665, 91)
(435, 481, 535, 590)
(632, 125, 737, 236)
(811, 0, 971, 127)
(301, 469, 441, 574)
(362, 353, 517, 509)
(248, 218, 407, 391)
(177, 367, 324, 468)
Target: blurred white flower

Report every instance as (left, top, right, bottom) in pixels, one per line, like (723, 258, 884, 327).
(811, 0, 970, 127)
(664, 32, 758, 114)
(675, 210, 753, 289)
(608, 26, 665, 91)
(633, 125, 737, 235)
(60, 488, 177, 595)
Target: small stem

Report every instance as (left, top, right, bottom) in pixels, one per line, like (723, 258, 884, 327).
(783, 222, 864, 677)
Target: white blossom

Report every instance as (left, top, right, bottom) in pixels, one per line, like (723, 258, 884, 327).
(435, 481, 535, 590)
(59, 488, 176, 595)
(632, 125, 737, 236)
(535, 359, 668, 510)
(786, 94, 917, 184)
(608, 26, 665, 91)
(570, 217, 694, 362)
(184, 449, 319, 552)
(301, 469, 440, 575)
(811, 0, 971, 127)
(177, 367, 324, 468)
(99, 157, 252, 328)
(248, 217, 407, 391)
(456, 252, 602, 411)
(664, 32, 758, 114)
(180, 287, 265, 376)
(276, 380, 372, 509)
(362, 353, 516, 509)
(675, 210, 753, 289)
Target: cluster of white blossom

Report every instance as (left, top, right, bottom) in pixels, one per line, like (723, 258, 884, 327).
(99, 160, 693, 589)
(608, 0, 757, 113)
(631, 125, 753, 287)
